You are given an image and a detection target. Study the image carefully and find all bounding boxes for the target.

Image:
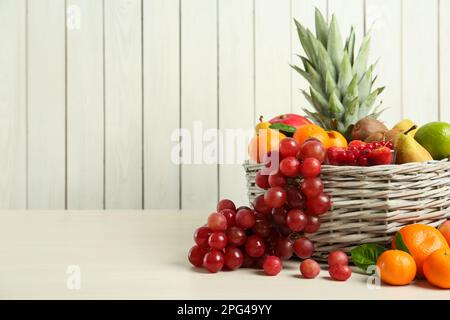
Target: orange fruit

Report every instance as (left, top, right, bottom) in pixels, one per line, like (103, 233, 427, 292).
(376, 250, 417, 285)
(392, 224, 449, 276)
(438, 220, 450, 246)
(423, 247, 450, 289)
(327, 130, 348, 148)
(248, 129, 286, 163)
(293, 124, 330, 148)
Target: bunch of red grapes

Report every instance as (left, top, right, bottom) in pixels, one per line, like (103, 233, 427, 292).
(188, 137, 351, 281)
(327, 140, 394, 166)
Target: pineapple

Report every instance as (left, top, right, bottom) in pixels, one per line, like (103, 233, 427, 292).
(292, 8, 385, 137)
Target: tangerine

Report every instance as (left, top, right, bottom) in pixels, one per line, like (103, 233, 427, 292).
(423, 247, 450, 289)
(248, 129, 286, 163)
(293, 124, 330, 148)
(327, 130, 348, 148)
(376, 250, 416, 286)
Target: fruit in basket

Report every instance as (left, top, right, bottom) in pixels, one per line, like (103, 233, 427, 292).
(423, 248, 450, 289)
(255, 116, 272, 134)
(351, 117, 388, 141)
(326, 141, 394, 166)
(248, 129, 286, 163)
(439, 220, 450, 245)
(269, 114, 312, 129)
(367, 146, 393, 165)
(376, 250, 417, 285)
(279, 137, 300, 158)
(392, 224, 449, 276)
(292, 10, 385, 137)
(327, 130, 348, 148)
(414, 121, 450, 160)
(393, 119, 416, 132)
(293, 124, 330, 148)
(297, 139, 326, 163)
(395, 131, 433, 164)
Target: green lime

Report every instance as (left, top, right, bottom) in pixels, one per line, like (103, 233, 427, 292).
(414, 122, 450, 160)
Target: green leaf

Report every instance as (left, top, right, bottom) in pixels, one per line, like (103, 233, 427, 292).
(269, 123, 296, 134)
(310, 87, 329, 116)
(294, 19, 318, 67)
(291, 63, 326, 98)
(303, 109, 326, 128)
(351, 244, 386, 272)
(358, 86, 384, 118)
(315, 8, 328, 47)
(343, 97, 360, 126)
(343, 74, 359, 107)
(329, 90, 344, 118)
(395, 232, 411, 254)
(358, 64, 374, 103)
(325, 71, 338, 98)
(327, 14, 344, 71)
(337, 52, 352, 95)
(344, 27, 356, 64)
(353, 34, 371, 80)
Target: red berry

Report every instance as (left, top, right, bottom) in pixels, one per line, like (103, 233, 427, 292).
(357, 156, 369, 166)
(300, 177, 324, 198)
(219, 209, 236, 227)
(286, 209, 307, 232)
(327, 250, 349, 266)
(194, 226, 211, 248)
(293, 237, 314, 259)
(217, 199, 236, 212)
(344, 152, 357, 165)
(255, 170, 270, 189)
(274, 237, 293, 260)
(307, 193, 331, 216)
(367, 146, 393, 166)
(300, 157, 321, 178)
(298, 140, 326, 163)
(268, 171, 286, 188)
(348, 140, 366, 148)
(203, 249, 225, 273)
(329, 264, 352, 281)
(235, 208, 256, 230)
(207, 212, 228, 231)
(304, 215, 321, 233)
(326, 146, 344, 165)
(286, 187, 305, 209)
(252, 194, 272, 215)
(226, 226, 247, 246)
(224, 247, 244, 270)
(336, 150, 348, 165)
(280, 157, 301, 177)
(245, 235, 266, 258)
(252, 219, 271, 238)
(264, 187, 287, 209)
(188, 245, 208, 267)
(262, 256, 282, 276)
(279, 138, 300, 158)
(300, 259, 321, 279)
(208, 231, 228, 250)
(385, 141, 394, 149)
(271, 207, 287, 225)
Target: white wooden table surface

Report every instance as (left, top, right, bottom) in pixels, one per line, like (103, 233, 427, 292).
(0, 210, 447, 300)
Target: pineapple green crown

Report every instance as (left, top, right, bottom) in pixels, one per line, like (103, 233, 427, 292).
(292, 8, 385, 136)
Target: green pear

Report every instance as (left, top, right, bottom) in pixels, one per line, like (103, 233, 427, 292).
(395, 129, 433, 164)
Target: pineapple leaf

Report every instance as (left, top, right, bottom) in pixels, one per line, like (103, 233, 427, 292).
(345, 27, 356, 64)
(329, 90, 345, 118)
(343, 97, 360, 126)
(358, 87, 385, 118)
(303, 109, 327, 128)
(353, 33, 371, 80)
(301, 90, 316, 110)
(315, 8, 328, 47)
(327, 15, 344, 71)
(317, 40, 336, 82)
(358, 64, 374, 103)
(343, 75, 359, 109)
(294, 19, 317, 67)
(291, 64, 325, 97)
(338, 52, 352, 95)
(325, 71, 339, 100)
(310, 87, 330, 116)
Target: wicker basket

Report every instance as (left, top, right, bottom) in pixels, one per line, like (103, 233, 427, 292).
(244, 159, 450, 260)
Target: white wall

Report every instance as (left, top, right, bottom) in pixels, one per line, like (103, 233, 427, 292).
(0, 0, 448, 209)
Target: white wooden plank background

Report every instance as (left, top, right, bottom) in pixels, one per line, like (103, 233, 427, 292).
(0, 0, 27, 209)
(67, 0, 104, 209)
(27, 0, 66, 209)
(104, 0, 142, 209)
(0, 0, 449, 210)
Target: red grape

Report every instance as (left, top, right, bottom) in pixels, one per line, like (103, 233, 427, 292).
(279, 224, 292, 236)
(224, 247, 244, 270)
(264, 187, 287, 208)
(208, 231, 227, 250)
(255, 170, 270, 189)
(237, 205, 251, 211)
(235, 208, 256, 230)
(219, 209, 236, 227)
(280, 138, 300, 158)
(286, 209, 307, 232)
(329, 264, 352, 281)
(226, 226, 247, 246)
(304, 215, 321, 233)
(207, 212, 228, 231)
(194, 226, 212, 248)
(300, 259, 321, 279)
(279, 157, 301, 177)
(268, 172, 286, 188)
(327, 250, 349, 267)
(252, 219, 271, 238)
(271, 207, 287, 225)
(263, 256, 283, 276)
(298, 140, 326, 163)
(203, 249, 225, 273)
(188, 245, 208, 267)
(293, 237, 314, 259)
(286, 187, 305, 209)
(307, 193, 331, 216)
(274, 237, 293, 260)
(245, 235, 266, 258)
(217, 199, 236, 212)
(254, 253, 270, 269)
(300, 177, 324, 198)
(300, 157, 321, 178)
(242, 253, 256, 268)
(252, 194, 272, 215)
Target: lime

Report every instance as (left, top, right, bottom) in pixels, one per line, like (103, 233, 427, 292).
(414, 122, 450, 160)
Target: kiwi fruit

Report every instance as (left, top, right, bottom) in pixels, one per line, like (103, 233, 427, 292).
(351, 117, 388, 141)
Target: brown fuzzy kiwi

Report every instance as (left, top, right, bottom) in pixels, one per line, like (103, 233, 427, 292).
(351, 117, 388, 141)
